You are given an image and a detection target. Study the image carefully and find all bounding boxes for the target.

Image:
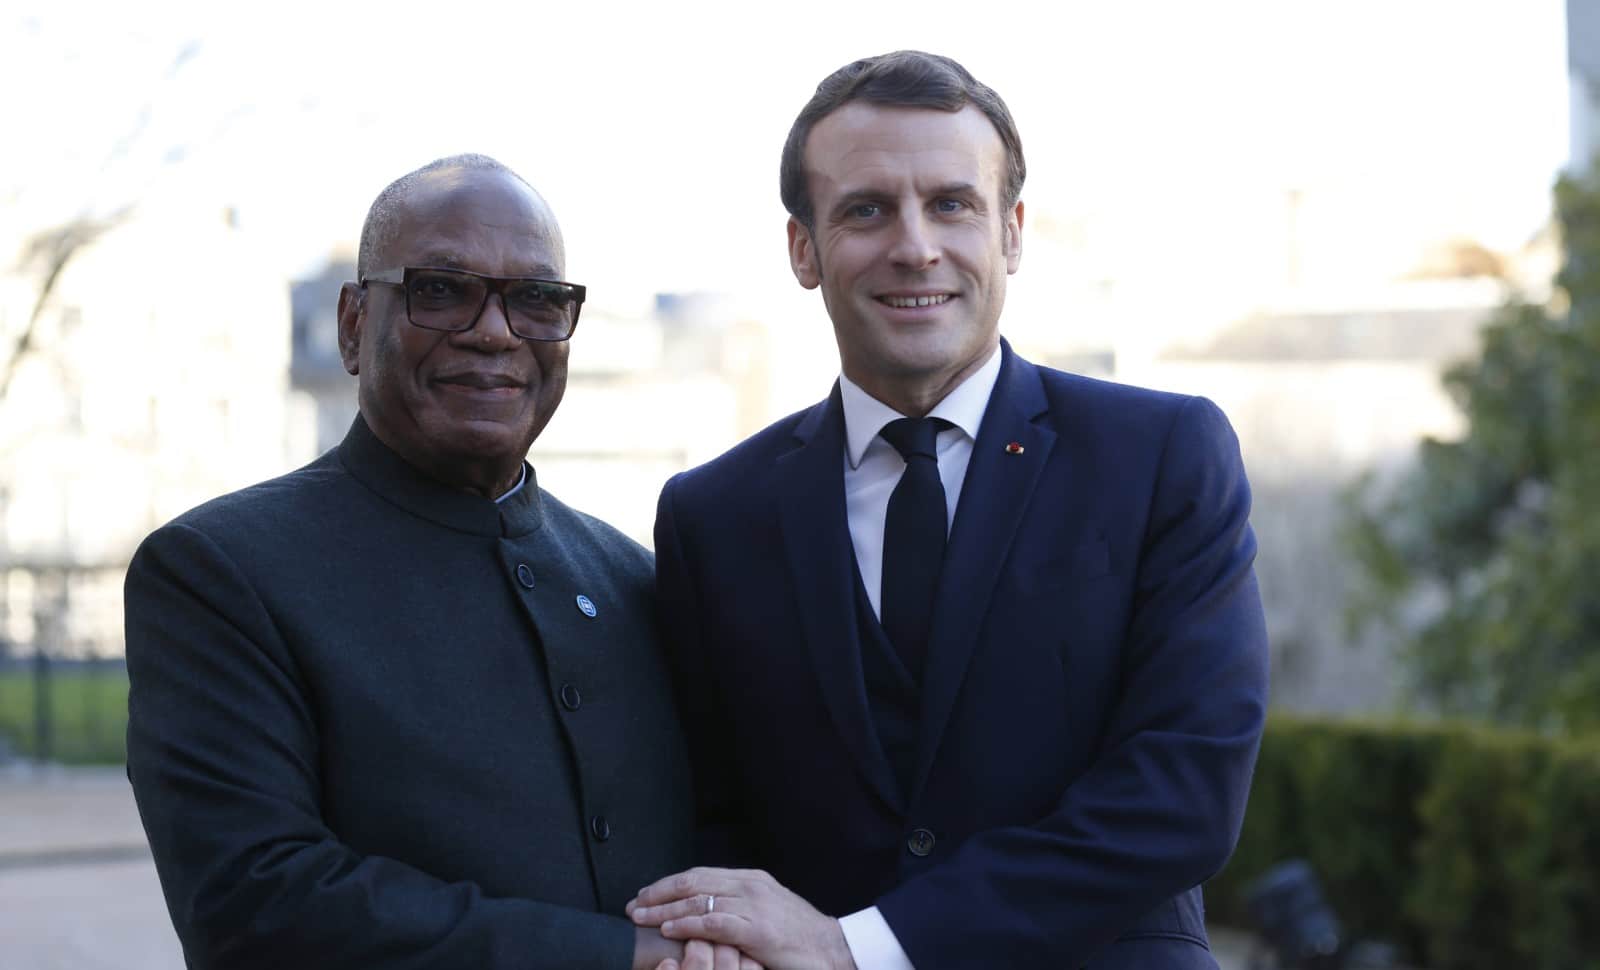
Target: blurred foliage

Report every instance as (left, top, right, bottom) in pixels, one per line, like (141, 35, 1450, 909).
(0, 662, 128, 765)
(1344, 164, 1600, 732)
(1208, 715, 1600, 969)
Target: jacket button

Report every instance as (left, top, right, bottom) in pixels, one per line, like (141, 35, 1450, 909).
(515, 564, 535, 589)
(907, 828, 935, 857)
(590, 815, 611, 842)
(560, 683, 582, 711)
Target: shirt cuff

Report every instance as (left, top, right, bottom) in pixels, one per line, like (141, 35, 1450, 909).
(838, 906, 915, 970)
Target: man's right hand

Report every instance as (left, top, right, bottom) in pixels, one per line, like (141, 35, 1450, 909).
(638, 927, 760, 970)
(654, 938, 763, 970)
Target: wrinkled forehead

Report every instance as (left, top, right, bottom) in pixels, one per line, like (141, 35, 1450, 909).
(806, 103, 1007, 201)
(384, 169, 566, 278)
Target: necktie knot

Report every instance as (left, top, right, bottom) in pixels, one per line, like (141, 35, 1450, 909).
(880, 417, 950, 463)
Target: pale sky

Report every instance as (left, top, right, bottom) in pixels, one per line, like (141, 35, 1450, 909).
(2, 0, 1574, 319)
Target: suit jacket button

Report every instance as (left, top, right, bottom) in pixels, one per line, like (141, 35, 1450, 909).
(515, 564, 536, 589)
(590, 815, 611, 842)
(560, 683, 582, 711)
(907, 828, 935, 857)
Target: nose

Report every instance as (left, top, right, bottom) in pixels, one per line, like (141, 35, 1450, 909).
(888, 210, 940, 270)
(453, 291, 522, 351)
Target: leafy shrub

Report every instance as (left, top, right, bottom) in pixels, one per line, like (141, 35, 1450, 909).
(1208, 716, 1600, 970)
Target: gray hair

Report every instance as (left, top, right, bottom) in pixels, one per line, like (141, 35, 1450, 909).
(355, 153, 535, 280)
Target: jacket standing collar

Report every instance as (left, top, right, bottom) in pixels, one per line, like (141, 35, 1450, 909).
(337, 415, 544, 538)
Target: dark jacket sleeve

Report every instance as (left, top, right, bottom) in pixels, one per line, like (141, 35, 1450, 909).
(653, 478, 758, 868)
(124, 522, 635, 970)
(876, 396, 1271, 966)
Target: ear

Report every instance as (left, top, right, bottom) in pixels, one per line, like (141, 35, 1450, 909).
(336, 282, 365, 376)
(1003, 199, 1024, 275)
(787, 217, 821, 289)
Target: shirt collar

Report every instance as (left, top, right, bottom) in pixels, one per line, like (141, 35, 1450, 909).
(495, 463, 529, 504)
(838, 344, 1003, 470)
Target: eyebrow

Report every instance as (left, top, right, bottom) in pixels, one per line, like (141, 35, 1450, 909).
(829, 182, 986, 217)
(412, 252, 561, 277)
(927, 182, 986, 205)
(411, 250, 467, 269)
(829, 189, 893, 217)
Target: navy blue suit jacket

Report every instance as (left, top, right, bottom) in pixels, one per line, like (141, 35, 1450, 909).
(654, 343, 1269, 968)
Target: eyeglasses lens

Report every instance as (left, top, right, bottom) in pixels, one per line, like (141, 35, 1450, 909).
(406, 270, 575, 339)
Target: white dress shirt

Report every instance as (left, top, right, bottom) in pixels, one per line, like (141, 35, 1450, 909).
(839, 346, 1002, 618)
(834, 345, 1002, 970)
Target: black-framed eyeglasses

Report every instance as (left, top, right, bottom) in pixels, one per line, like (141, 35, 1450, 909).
(361, 267, 586, 341)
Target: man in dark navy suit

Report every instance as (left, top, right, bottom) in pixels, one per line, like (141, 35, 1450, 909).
(630, 52, 1270, 970)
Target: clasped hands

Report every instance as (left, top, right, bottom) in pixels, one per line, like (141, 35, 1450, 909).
(628, 867, 857, 970)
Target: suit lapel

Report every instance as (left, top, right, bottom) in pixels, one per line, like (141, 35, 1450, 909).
(776, 385, 904, 814)
(913, 345, 1055, 795)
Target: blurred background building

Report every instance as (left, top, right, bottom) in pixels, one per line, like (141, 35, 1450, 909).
(0, 0, 1581, 725)
(0, 0, 1586, 798)
(1572, 0, 1600, 172)
(5, 2, 1600, 966)
(1, 188, 309, 678)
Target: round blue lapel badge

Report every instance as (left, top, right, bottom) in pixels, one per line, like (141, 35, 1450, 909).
(575, 594, 597, 618)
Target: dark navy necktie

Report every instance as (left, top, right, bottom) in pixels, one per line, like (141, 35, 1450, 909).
(878, 416, 952, 683)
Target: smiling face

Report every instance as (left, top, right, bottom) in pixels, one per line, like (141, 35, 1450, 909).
(788, 102, 1023, 416)
(336, 166, 569, 497)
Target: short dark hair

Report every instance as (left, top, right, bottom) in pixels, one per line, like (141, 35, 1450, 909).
(356, 153, 534, 281)
(779, 50, 1026, 231)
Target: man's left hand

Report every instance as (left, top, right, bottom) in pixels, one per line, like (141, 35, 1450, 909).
(628, 868, 855, 970)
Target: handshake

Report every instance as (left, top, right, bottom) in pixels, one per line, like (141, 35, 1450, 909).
(628, 868, 856, 970)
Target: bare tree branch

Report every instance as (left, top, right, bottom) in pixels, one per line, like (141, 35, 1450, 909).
(1, 37, 204, 399)
(1, 208, 132, 399)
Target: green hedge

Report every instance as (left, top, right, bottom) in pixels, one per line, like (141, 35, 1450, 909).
(0, 662, 129, 765)
(1207, 716, 1600, 969)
